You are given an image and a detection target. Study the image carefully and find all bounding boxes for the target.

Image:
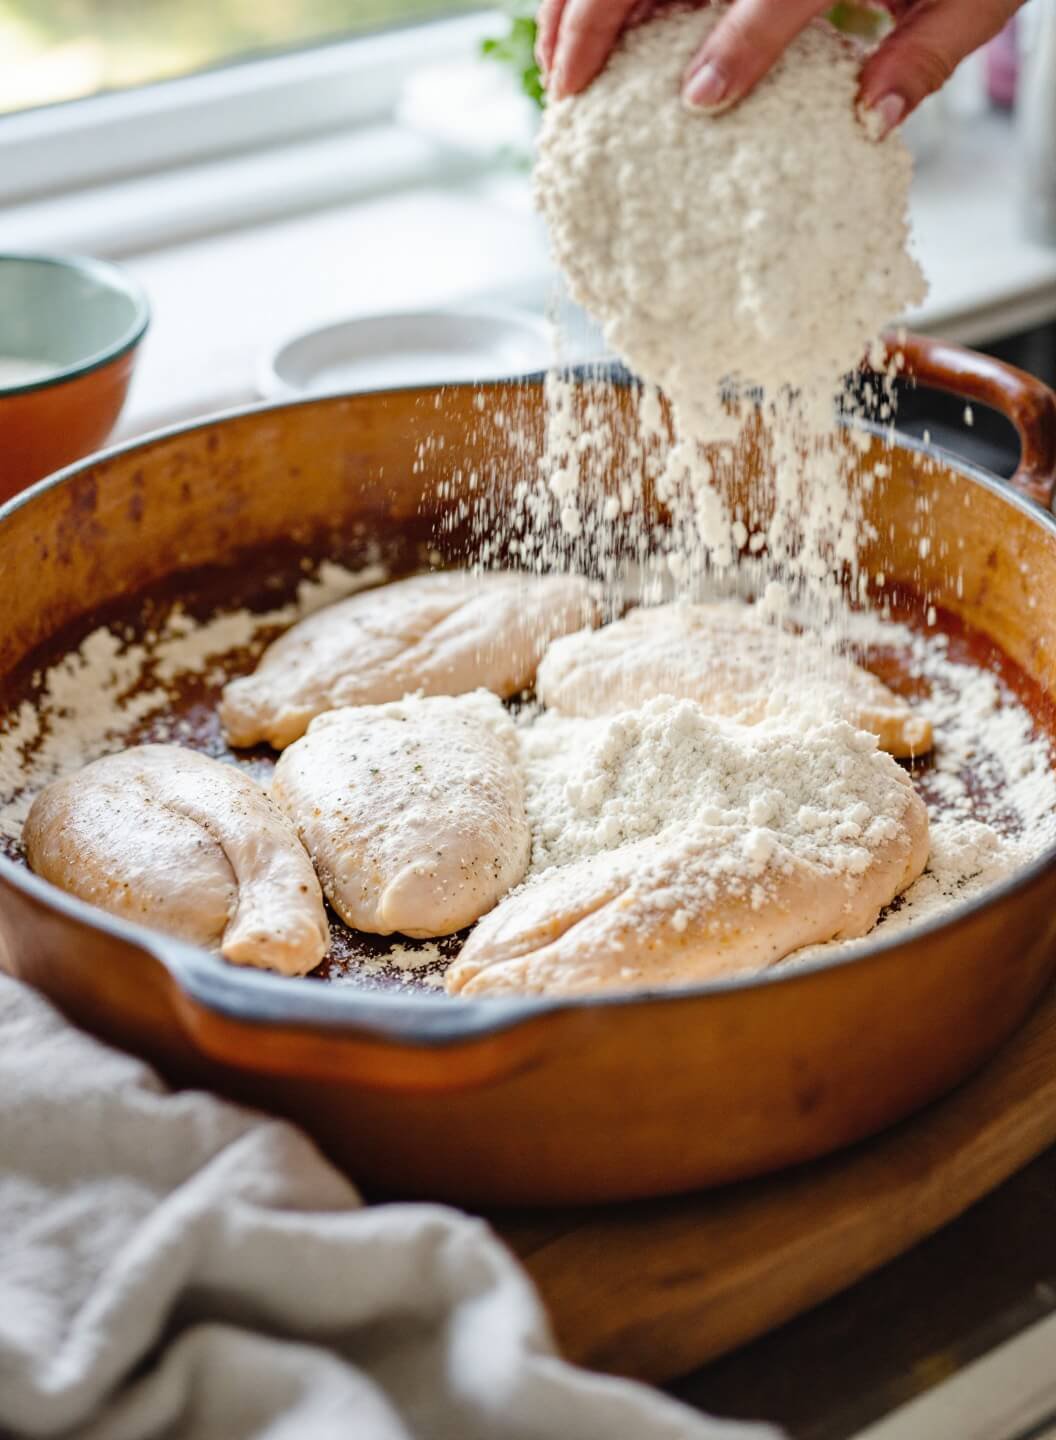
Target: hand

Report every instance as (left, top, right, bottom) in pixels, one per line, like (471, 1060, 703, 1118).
(537, 0, 1024, 138)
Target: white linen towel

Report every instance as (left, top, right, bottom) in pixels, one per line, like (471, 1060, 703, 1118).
(0, 971, 778, 1440)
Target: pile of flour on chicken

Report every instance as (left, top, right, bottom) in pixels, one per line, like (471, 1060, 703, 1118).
(521, 697, 922, 886)
(443, 696, 928, 993)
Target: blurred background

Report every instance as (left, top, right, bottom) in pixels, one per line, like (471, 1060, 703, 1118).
(1, 0, 1053, 476)
(0, 1, 490, 112)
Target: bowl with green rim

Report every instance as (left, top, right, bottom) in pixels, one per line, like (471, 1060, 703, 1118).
(0, 254, 150, 501)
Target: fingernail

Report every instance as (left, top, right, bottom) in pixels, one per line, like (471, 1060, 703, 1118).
(862, 91, 907, 140)
(683, 59, 728, 111)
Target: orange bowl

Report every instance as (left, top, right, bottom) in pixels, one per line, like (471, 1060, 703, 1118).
(0, 254, 149, 502)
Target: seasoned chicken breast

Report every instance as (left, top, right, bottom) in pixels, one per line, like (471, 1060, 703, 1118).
(23, 745, 329, 975)
(447, 706, 929, 996)
(536, 602, 933, 758)
(446, 803, 928, 995)
(221, 570, 596, 750)
(271, 692, 531, 938)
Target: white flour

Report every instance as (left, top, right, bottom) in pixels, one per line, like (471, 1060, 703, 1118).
(798, 611, 1056, 960)
(535, 7, 924, 410)
(532, 5, 926, 621)
(519, 609, 1056, 967)
(520, 696, 918, 898)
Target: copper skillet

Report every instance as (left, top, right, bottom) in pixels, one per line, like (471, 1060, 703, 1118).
(1, 333, 1055, 1208)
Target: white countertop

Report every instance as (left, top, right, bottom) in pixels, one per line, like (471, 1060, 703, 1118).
(116, 107, 1056, 439)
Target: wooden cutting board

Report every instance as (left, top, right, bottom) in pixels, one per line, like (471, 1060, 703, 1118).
(494, 980, 1056, 1386)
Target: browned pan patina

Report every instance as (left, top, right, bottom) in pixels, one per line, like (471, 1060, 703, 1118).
(0, 334, 1055, 1207)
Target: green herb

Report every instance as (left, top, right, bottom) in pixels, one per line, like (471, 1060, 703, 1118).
(827, 2, 891, 39)
(481, 2, 544, 109)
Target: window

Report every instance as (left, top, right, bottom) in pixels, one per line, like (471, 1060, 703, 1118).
(0, 1, 492, 117)
(0, 7, 499, 211)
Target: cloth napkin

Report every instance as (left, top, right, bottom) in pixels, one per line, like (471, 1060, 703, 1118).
(0, 971, 777, 1440)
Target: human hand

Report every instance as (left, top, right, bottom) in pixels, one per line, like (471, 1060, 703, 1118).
(536, 0, 1024, 137)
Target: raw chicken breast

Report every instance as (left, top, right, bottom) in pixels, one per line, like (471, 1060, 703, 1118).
(221, 570, 596, 750)
(446, 708, 930, 996)
(536, 602, 933, 758)
(23, 745, 329, 975)
(271, 692, 531, 938)
(446, 801, 928, 996)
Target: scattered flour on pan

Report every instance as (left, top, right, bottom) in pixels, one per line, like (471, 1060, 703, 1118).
(0, 561, 386, 842)
(2, 559, 1054, 975)
(329, 942, 450, 990)
(794, 613, 1056, 962)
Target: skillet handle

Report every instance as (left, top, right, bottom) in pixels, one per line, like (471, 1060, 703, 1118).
(148, 934, 556, 1094)
(883, 332, 1056, 509)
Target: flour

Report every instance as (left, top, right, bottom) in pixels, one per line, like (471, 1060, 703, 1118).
(532, 5, 926, 621)
(0, 562, 386, 842)
(519, 695, 920, 901)
(840, 609, 1056, 837)
(782, 615, 1056, 960)
(536, 7, 924, 408)
(830, 819, 1031, 943)
(442, 691, 930, 993)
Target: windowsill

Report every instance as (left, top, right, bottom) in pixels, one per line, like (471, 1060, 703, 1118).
(5, 123, 486, 260)
(0, 14, 500, 207)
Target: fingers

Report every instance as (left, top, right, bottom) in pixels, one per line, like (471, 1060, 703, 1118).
(682, 0, 832, 111)
(541, 0, 1023, 124)
(535, 0, 569, 81)
(544, 0, 646, 97)
(859, 0, 1023, 137)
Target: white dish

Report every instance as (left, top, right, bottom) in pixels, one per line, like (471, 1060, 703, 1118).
(259, 308, 554, 400)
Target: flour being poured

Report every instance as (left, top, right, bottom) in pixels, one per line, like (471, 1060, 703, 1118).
(532, 5, 927, 616)
(536, 8, 924, 407)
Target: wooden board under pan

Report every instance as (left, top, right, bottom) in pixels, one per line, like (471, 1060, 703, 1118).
(496, 977, 1056, 1381)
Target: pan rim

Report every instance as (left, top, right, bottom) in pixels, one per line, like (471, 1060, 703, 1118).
(2, 378, 1055, 1044)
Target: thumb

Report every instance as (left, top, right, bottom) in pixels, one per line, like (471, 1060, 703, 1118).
(859, 0, 1021, 138)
